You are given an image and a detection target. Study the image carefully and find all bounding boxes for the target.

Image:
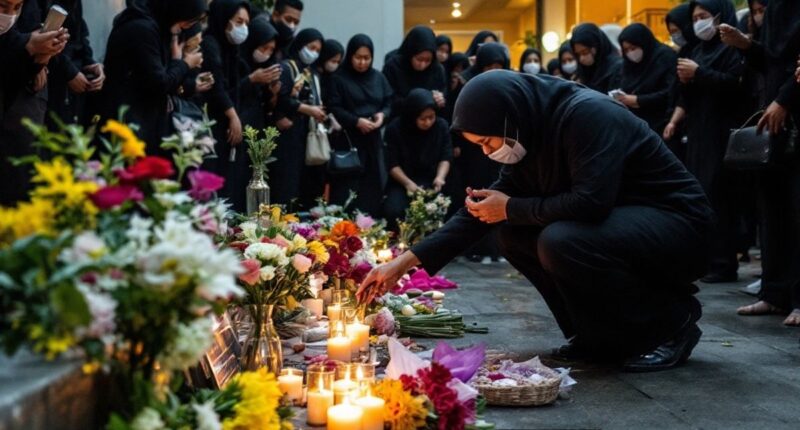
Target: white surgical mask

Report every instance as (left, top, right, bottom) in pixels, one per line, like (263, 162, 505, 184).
(324, 61, 339, 73)
(253, 49, 271, 63)
(753, 13, 764, 28)
(693, 17, 717, 41)
(561, 61, 578, 75)
(226, 23, 249, 45)
(299, 46, 319, 65)
(671, 32, 687, 48)
(523, 62, 541, 75)
(626, 48, 644, 63)
(488, 118, 527, 165)
(0, 12, 18, 35)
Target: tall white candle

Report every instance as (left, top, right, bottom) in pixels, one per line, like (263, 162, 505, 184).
(328, 335, 352, 363)
(355, 395, 385, 430)
(306, 388, 333, 426)
(327, 303, 342, 323)
(346, 318, 370, 354)
(277, 369, 303, 402)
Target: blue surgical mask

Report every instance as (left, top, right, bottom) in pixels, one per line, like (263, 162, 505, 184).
(226, 23, 249, 45)
(299, 46, 319, 65)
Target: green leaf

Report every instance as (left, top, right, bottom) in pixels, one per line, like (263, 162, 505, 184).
(50, 283, 91, 328)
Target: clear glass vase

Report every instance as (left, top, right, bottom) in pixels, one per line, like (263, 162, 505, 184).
(246, 167, 270, 215)
(240, 304, 283, 374)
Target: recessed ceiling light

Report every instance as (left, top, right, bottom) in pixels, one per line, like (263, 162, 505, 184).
(451, 8, 462, 18)
(430, 19, 436, 24)
(453, 2, 461, 7)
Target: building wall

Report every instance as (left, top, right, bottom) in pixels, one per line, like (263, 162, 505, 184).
(83, 0, 126, 61)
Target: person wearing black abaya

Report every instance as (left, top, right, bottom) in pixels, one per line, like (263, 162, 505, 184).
(358, 71, 713, 372)
(314, 39, 344, 106)
(271, 28, 326, 208)
(328, 34, 393, 216)
(519, 48, 546, 75)
(238, 14, 280, 133)
(616, 23, 677, 134)
(201, 0, 253, 212)
(558, 42, 578, 81)
(435, 34, 452, 66)
(720, 0, 800, 326)
(383, 88, 452, 229)
(665, 0, 744, 283)
(382, 26, 447, 119)
(465, 30, 498, 59)
(570, 23, 623, 94)
(102, 0, 206, 150)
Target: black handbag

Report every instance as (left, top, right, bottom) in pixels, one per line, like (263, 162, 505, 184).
(724, 110, 797, 170)
(168, 95, 205, 133)
(327, 130, 363, 176)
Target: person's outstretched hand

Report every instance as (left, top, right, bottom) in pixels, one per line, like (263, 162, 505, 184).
(719, 24, 751, 50)
(357, 252, 420, 304)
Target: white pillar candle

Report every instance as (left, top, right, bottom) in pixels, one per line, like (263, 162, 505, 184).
(306, 388, 333, 426)
(327, 402, 363, 430)
(277, 369, 303, 402)
(327, 303, 342, 323)
(332, 378, 358, 405)
(302, 298, 324, 319)
(346, 318, 370, 355)
(354, 396, 385, 430)
(327, 335, 352, 363)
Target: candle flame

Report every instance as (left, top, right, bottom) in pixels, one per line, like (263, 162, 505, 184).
(356, 365, 364, 380)
(318, 375, 324, 390)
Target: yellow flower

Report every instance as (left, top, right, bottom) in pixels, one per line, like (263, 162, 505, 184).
(374, 379, 429, 430)
(223, 369, 283, 430)
(102, 120, 145, 159)
(270, 206, 282, 225)
(307, 241, 330, 265)
(0, 198, 57, 244)
(282, 213, 299, 223)
(31, 158, 99, 206)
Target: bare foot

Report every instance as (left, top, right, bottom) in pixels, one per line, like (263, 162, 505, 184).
(737, 301, 785, 316)
(783, 309, 800, 326)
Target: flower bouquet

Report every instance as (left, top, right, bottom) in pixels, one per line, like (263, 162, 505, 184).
(398, 189, 451, 247)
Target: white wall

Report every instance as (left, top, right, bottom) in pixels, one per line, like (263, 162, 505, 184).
(83, 0, 126, 61)
(298, 0, 404, 70)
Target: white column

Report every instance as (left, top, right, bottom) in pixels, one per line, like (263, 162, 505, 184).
(83, 0, 126, 61)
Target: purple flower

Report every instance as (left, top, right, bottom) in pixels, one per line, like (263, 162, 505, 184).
(433, 342, 486, 383)
(356, 213, 376, 230)
(188, 169, 224, 201)
(291, 223, 318, 240)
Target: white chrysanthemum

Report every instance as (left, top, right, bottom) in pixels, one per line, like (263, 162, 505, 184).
(60, 231, 107, 264)
(198, 272, 245, 301)
(244, 242, 289, 266)
(259, 265, 276, 281)
(157, 317, 214, 371)
(154, 191, 193, 209)
(239, 221, 258, 241)
(192, 401, 222, 430)
(131, 407, 165, 430)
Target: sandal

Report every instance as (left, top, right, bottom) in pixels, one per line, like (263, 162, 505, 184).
(737, 301, 785, 316)
(783, 309, 800, 327)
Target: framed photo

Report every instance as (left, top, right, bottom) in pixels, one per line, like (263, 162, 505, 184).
(198, 312, 242, 389)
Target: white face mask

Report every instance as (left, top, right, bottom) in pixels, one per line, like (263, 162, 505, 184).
(561, 61, 578, 75)
(523, 62, 541, 75)
(253, 49, 271, 63)
(693, 17, 717, 41)
(626, 48, 644, 63)
(324, 61, 339, 73)
(0, 12, 18, 35)
(753, 13, 764, 28)
(299, 46, 319, 65)
(671, 32, 687, 48)
(226, 23, 249, 45)
(487, 118, 527, 164)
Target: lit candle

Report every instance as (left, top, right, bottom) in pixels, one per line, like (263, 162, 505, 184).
(302, 298, 324, 319)
(346, 318, 370, 355)
(328, 322, 352, 363)
(327, 400, 363, 430)
(333, 367, 358, 404)
(327, 303, 342, 323)
(354, 394, 385, 430)
(306, 376, 334, 426)
(377, 248, 393, 263)
(277, 368, 303, 402)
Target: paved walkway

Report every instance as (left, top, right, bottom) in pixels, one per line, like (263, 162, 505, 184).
(430, 259, 800, 430)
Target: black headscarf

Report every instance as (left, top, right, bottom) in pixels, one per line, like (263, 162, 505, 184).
(316, 39, 345, 68)
(400, 25, 437, 60)
(287, 28, 324, 63)
(618, 23, 677, 94)
(436, 35, 453, 58)
(243, 15, 278, 66)
(518, 48, 544, 73)
(206, 0, 249, 45)
(401, 88, 437, 130)
(466, 30, 499, 57)
(342, 33, 375, 78)
(547, 58, 561, 75)
(570, 23, 623, 92)
(688, 0, 738, 67)
(461, 42, 510, 82)
(147, 0, 207, 29)
(762, 0, 800, 60)
(666, 4, 701, 57)
(383, 26, 446, 97)
(445, 52, 470, 77)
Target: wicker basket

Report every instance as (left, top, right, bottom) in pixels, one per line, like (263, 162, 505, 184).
(473, 368, 562, 407)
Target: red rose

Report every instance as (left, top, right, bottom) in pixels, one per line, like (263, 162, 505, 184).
(118, 156, 175, 183)
(90, 185, 144, 209)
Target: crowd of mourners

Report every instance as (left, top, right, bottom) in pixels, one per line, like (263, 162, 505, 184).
(1, 0, 799, 331)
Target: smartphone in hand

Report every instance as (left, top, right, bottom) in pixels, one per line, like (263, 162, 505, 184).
(42, 5, 68, 33)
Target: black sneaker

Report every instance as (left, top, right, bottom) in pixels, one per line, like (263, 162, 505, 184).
(550, 340, 591, 362)
(622, 323, 702, 373)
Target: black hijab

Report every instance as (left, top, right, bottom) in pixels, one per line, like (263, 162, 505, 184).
(206, 0, 250, 46)
(461, 42, 510, 82)
(436, 35, 453, 59)
(519, 48, 545, 73)
(570, 23, 623, 92)
(287, 28, 324, 64)
(547, 58, 561, 75)
(688, 0, 738, 67)
(384, 26, 446, 96)
(445, 52, 470, 77)
(401, 88, 437, 131)
(400, 25, 437, 60)
(618, 23, 677, 94)
(466, 30, 499, 57)
(762, 0, 800, 60)
(147, 0, 207, 30)
(342, 33, 376, 79)
(451, 70, 577, 152)
(316, 39, 345, 69)
(666, 4, 700, 57)
(243, 15, 278, 67)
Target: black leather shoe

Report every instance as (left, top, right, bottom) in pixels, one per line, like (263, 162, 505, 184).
(550, 340, 591, 362)
(622, 323, 702, 373)
(700, 273, 738, 284)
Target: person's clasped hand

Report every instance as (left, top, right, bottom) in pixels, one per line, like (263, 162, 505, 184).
(677, 58, 699, 83)
(465, 187, 510, 224)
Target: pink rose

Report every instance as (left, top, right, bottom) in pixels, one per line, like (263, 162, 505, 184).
(292, 254, 313, 274)
(239, 259, 262, 285)
(356, 213, 375, 231)
(188, 170, 225, 201)
(90, 185, 144, 209)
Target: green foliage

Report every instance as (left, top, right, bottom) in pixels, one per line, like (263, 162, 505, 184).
(244, 126, 280, 178)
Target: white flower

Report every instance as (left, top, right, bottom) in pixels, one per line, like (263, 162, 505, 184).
(195, 136, 217, 155)
(244, 242, 289, 266)
(198, 273, 245, 301)
(239, 221, 258, 241)
(192, 401, 222, 430)
(60, 231, 106, 264)
(126, 215, 153, 249)
(154, 191, 193, 209)
(425, 203, 438, 214)
(131, 407, 165, 430)
(77, 285, 117, 341)
(157, 317, 214, 371)
(309, 206, 325, 219)
(259, 265, 276, 281)
(180, 130, 195, 147)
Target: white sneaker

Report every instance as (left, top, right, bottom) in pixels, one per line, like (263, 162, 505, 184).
(742, 279, 761, 296)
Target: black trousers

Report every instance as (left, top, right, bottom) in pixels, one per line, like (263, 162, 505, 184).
(757, 162, 800, 310)
(496, 206, 707, 358)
